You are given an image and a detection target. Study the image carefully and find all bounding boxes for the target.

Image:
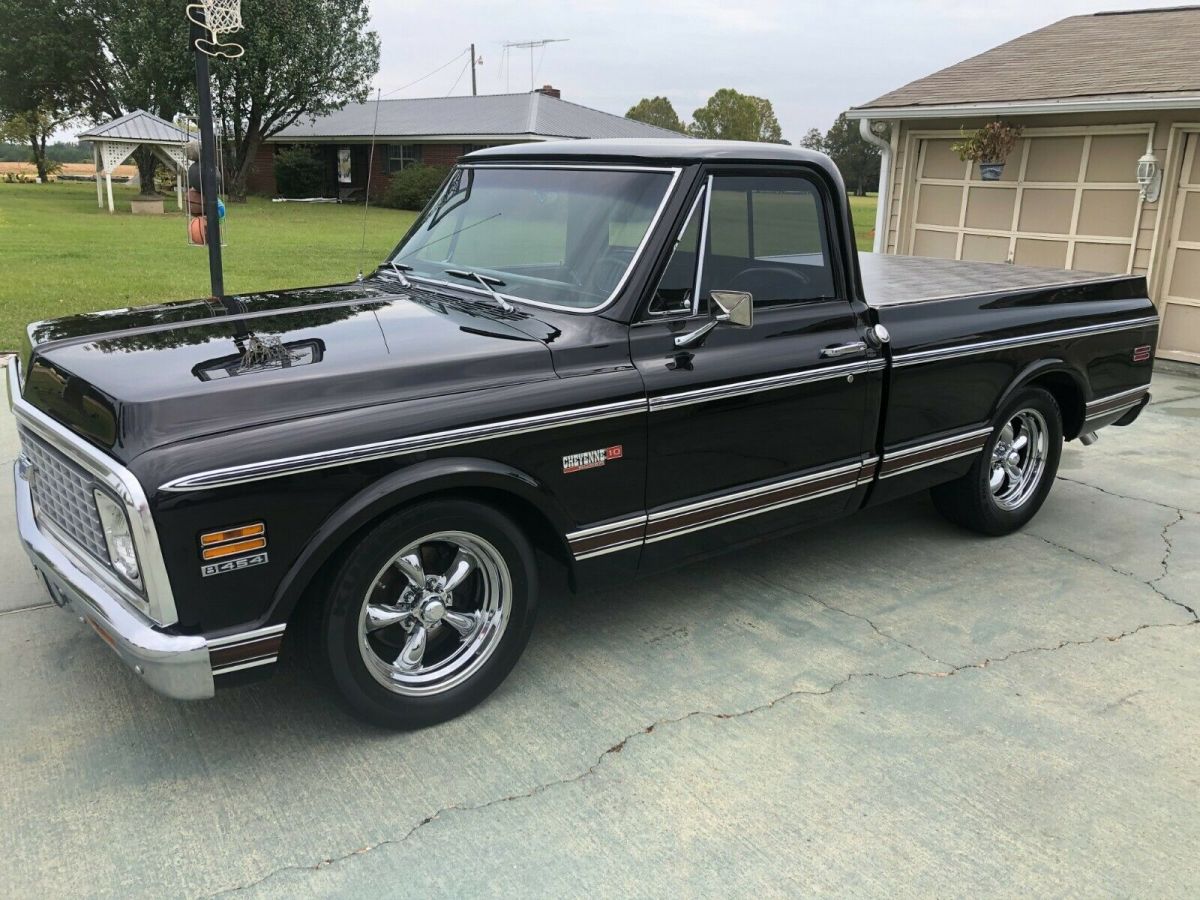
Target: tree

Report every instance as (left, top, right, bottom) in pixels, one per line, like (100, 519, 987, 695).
(214, 0, 380, 199)
(0, 109, 65, 181)
(688, 89, 783, 143)
(821, 113, 881, 196)
(625, 96, 686, 133)
(0, 0, 87, 182)
(799, 128, 824, 152)
(65, 1, 193, 195)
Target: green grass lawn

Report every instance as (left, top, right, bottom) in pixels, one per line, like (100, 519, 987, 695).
(848, 194, 877, 250)
(0, 182, 878, 352)
(0, 181, 417, 351)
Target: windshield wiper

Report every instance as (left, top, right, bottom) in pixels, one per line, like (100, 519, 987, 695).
(383, 261, 413, 287)
(444, 269, 515, 312)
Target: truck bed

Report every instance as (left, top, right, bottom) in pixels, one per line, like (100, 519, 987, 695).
(858, 253, 1122, 307)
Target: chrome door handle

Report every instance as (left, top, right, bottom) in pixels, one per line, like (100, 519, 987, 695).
(820, 341, 868, 359)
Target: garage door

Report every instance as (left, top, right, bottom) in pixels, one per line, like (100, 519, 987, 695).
(1159, 132, 1200, 363)
(910, 129, 1147, 274)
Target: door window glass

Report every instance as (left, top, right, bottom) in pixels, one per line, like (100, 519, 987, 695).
(700, 175, 837, 306)
(647, 190, 704, 315)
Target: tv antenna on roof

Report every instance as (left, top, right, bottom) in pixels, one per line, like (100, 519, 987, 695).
(502, 39, 568, 91)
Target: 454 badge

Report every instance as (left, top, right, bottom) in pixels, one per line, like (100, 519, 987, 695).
(563, 445, 623, 474)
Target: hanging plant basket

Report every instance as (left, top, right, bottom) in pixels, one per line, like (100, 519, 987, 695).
(951, 122, 1024, 181)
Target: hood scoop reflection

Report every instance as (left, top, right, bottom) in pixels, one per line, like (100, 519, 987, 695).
(192, 334, 326, 382)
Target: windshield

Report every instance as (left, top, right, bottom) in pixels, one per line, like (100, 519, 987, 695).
(389, 166, 676, 311)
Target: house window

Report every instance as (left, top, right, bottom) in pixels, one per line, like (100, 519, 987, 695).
(387, 144, 422, 173)
(462, 143, 489, 156)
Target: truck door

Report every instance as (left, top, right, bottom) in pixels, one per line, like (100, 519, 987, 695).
(629, 169, 882, 570)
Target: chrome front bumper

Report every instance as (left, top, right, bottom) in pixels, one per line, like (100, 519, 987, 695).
(13, 460, 216, 700)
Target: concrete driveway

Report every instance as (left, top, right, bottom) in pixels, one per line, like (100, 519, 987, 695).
(1, 366, 1197, 898)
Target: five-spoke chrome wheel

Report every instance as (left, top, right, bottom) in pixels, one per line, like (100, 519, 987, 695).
(989, 409, 1047, 511)
(357, 531, 511, 697)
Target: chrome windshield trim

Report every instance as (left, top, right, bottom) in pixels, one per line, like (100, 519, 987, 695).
(160, 398, 649, 492)
(1085, 384, 1149, 409)
(391, 164, 682, 315)
(691, 175, 714, 317)
(10, 384, 179, 627)
(891, 316, 1159, 368)
(649, 358, 884, 411)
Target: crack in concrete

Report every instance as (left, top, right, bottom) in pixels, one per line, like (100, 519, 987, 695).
(206, 619, 1196, 898)
(1056, 475, 1199, 515)
(1024, 515, 1196, 622)
(741, 569, 953, 669)
(0, 602, 53, 617)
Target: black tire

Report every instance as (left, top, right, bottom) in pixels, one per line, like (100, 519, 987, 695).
(931, 386, 1063, 536)
(317, 499, 538, 729)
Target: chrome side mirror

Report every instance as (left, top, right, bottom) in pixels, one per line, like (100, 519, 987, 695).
(673, 290, 754, 348)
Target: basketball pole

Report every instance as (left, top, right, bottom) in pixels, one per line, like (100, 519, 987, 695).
(190, 13, 225, 300)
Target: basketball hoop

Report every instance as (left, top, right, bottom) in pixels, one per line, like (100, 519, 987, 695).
(187, 0, 244, 58)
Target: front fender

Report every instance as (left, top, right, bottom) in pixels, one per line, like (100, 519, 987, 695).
(267, 456, 575, 623)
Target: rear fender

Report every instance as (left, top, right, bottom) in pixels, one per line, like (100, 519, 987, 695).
(991, 359, 1088, 440)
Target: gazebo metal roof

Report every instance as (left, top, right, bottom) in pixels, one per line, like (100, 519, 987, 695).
(79, 110, 192, 213)
(78, 109, 192, 144)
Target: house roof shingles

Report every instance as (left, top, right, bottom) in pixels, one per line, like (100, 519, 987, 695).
(77, 109, 191, 143)
(854, 6, 1200, 112)
(271, 91, 682, 142)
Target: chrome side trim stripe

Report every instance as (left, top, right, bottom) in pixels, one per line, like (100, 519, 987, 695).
(878, 426, 992, 480)
(208, 623, 287, 677)
(568, 457, 878, 559)
(1085, 385, 1149, 411)
(161, 398, 648, 492)
(892, 316, 1159, 368)
(649, 358, 886, 412)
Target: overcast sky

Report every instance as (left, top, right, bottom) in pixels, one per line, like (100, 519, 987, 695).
(366, 0, 1176, 139)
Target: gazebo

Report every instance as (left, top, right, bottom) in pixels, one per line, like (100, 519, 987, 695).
(78, 110, 192, 213)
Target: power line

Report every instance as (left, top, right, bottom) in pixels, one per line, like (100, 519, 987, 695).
(381, 48, 471, 98)
(445, 55, 471, 96)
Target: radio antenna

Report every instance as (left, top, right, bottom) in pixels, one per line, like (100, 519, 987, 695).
(358, 87, 383, 282)
(502, 39, 568, 90)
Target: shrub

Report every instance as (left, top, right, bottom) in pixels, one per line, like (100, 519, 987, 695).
(380, 164, 450, 211)
(273, 146, 325, 197)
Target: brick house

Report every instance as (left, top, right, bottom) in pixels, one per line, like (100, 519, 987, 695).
(247, 86, 679, 198)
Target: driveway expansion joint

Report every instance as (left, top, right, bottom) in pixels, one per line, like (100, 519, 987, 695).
(1056, 475, 1200, 515)
(205, 619, 1197, 897)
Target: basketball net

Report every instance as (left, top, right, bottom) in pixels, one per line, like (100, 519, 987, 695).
(186, 0, 244, 59)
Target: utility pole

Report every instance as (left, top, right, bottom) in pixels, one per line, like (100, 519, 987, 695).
(190, 13, 225, 300)
(470, 43, 477, 96)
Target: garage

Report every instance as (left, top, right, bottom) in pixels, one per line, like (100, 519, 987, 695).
(909, 127, 1148, 273)
(848, 6, 1200, 367)
(1160, 131, 1200, 364)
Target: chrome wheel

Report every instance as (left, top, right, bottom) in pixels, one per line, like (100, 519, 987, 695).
(357, 531, 511, 697)
(989, 409, 1048, 511)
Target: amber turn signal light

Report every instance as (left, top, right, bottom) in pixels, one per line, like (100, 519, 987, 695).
(201, 537, 267, 561)
(201, 522, 265, 546)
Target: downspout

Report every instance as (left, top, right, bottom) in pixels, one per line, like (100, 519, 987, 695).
(858, 118, 892, 254)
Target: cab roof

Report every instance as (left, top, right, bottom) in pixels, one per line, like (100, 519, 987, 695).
(464, 138, 833, 168)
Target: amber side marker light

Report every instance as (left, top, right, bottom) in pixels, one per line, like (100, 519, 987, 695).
(200, 522, 267, 560)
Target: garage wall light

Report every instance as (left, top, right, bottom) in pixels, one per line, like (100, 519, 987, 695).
(1137, 151, 1162, 203)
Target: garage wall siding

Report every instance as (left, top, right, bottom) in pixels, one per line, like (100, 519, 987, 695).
(883, 113, 1200, 284)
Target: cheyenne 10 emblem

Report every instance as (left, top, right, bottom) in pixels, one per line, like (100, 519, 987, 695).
(563, 445, 623, 474)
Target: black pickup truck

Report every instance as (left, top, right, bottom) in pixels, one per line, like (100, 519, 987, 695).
(9, 139, 1159, 727)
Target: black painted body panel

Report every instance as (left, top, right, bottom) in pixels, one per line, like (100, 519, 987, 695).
(15, 139, 1159, 652)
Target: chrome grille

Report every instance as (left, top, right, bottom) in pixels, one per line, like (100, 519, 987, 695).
(19, 428, 110, 565)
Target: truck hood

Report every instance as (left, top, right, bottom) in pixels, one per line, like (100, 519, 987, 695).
(20, 277, 561, 461)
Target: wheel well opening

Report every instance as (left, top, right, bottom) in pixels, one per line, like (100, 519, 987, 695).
(289, 486, 575, 632)
(1030, 372, 1085, 439)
